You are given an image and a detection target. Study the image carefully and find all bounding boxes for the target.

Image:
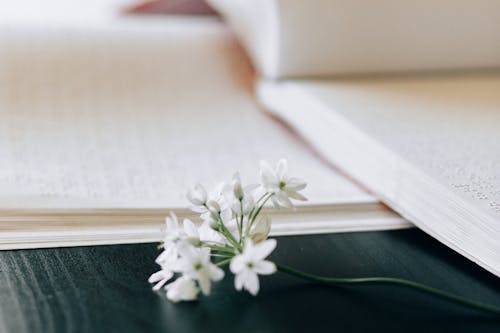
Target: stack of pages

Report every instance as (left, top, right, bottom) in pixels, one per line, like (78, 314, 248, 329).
(209, 0, 500, 276)
(0, 1, 409, 249)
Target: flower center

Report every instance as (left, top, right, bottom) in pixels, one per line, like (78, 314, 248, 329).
(279, 181, 286, 189)
(246, 262, 254, 269)
(194, 262, 203, 271)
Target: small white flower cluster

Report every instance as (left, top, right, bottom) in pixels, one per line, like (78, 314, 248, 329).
(149, 159, 307, 302)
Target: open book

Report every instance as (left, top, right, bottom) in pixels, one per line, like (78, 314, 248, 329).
(258, 74, 500, 277)
(209, 0, 500, 277)
(0, 8, 409, 249)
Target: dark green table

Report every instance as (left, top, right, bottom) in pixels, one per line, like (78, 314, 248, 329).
(0, 229, 498, 332)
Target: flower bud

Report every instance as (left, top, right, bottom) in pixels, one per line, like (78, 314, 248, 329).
(206, 200, 221, 214)
(187, 184, 207, 206)
(250, 215, 271, 243)
(233, 180, 244, 201)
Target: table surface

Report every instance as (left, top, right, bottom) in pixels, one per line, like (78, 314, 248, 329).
(0, 229, 499, 333)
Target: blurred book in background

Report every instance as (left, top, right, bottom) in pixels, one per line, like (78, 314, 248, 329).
(124, 0, 217, 16)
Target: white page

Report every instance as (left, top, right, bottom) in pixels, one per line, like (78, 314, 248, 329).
(0, 15, 373, 210)
(257, 73, 500, 276)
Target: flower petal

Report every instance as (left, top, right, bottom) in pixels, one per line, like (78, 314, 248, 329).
(276, 159, 288, 179)
(156, 246, 178, 266)
(166, 277, 199, 302)
(270, 196, 281, 208)
(276, 192, 293, 208)
(177, 242, 199, 262)
(199, 222, 225, 245)
(197, 273, 211, 295)
(244, 271, 260, 296)
(220, 208, 233, 223)
(252, 239, 277, 260)
(153, 279, 168, 291)
(254, 260, 276, 275)
(189, 205, 207, 213)
(209, 265, 225, 281)
(149, 270, 174, 290)
(149, 270, 167, 283)
(165, 212, 179, 230)
(286, 178, 307, 191)
(234, 271, 245, 290)
(187, 184, 207, 206)
(183, 219, 199, 239)
(259, 160, 278, 185)
(287, 191, 308, 201)
(230, 255, 245, 273)
(200, 247, 212, 263)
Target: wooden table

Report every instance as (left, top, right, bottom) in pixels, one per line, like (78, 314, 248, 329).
(0, 229, 498, 332)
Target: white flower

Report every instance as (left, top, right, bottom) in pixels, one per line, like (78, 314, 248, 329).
(165, 276, 199, 302)
(231, 172, 244, 200)
(149, 267, 174, 291)
(187, 184, 208, 210)
(230, 239, 277, 295)
(223, 173, 257, 216)
(200, 222, 227, 245)
(163, 213, 199, 246)
(200, 201, 227, 229)
(188, 183, 228, 215)
(259, 159, 307, 208)
(148, 246, 178, 290)
(250, 215, 271, 243)
(156, 244, 179, 266)
(177, 243, 225, 295)
(187, 219, 226, 246)
(206, 200, 221, 215)
(164, 212, 226, 249)
(195, 183, 228, 225)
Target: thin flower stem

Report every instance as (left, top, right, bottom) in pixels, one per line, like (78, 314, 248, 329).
(210, 247, 234, 255)
(202, 203, 240, 250)
(216, 258, 232, 267)
(217, 223, 241, 251)
(238, 199, 244, 246)
(254, 192, 269, 205)
(249, 193, 273, 223)
(206, 208, 241, 251)
(210, 253, 233, 258)
(277, 264, 500, 316)
(248, 193, 268, 222)
(202, 243, 234, 254)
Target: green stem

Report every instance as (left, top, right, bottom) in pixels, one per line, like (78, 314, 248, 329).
(202, 203, 240, 251)
(205, 208, 240, 251)
(217, 223, 241, 251)
(247, 193, 268, 223)
(238, 199, 244, 246)
(210, 253, 233, 258)
(216, 258, 232, 267)
(245, 193, 274, 237)
(205, 244, 235, 254)
(277, 264, 500, 316)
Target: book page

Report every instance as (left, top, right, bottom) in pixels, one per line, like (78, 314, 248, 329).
(293, 75, 500, 220)
(257, 73, 500, 276)
(0, 16, 373, 210)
